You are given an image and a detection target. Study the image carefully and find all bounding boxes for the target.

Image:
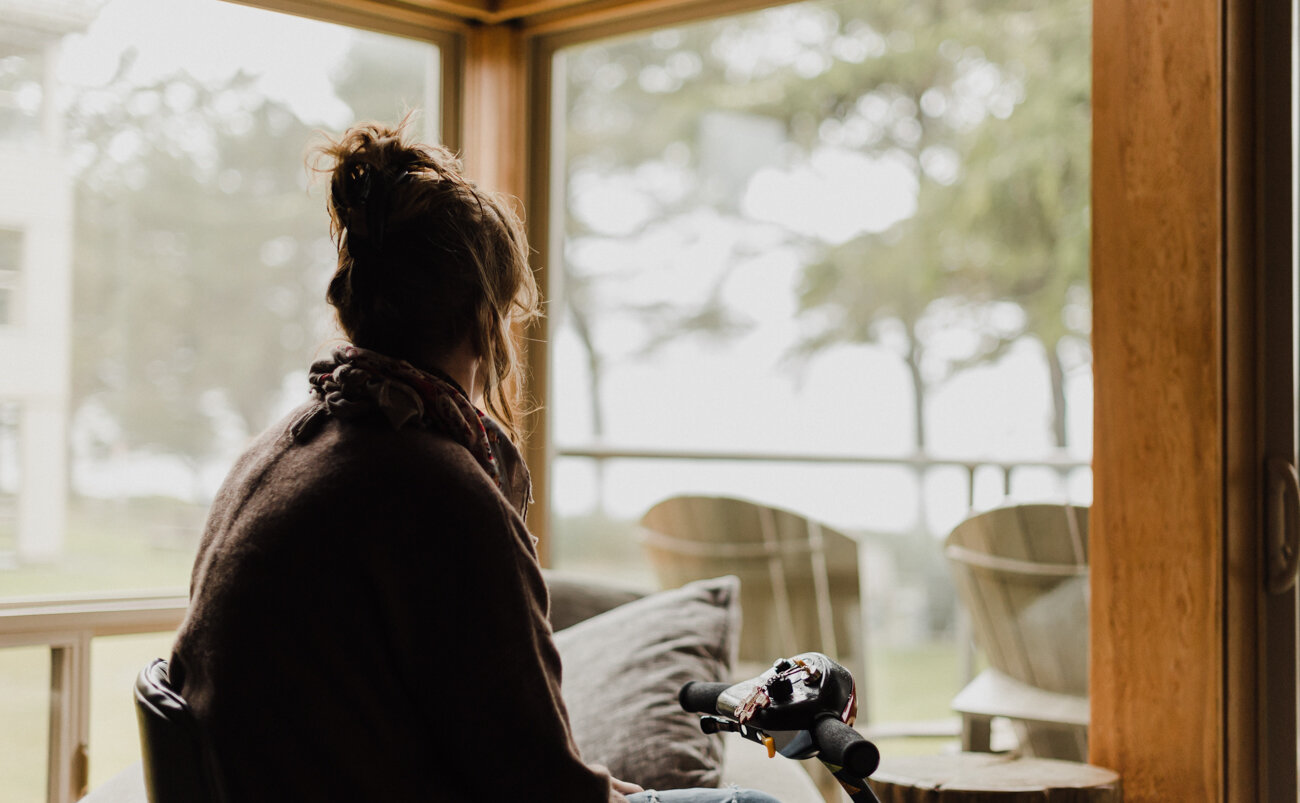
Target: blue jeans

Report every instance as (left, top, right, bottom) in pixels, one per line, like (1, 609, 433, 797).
(626, 787, 782, 803)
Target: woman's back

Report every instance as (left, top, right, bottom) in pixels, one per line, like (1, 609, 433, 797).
(171, 399, 599, 801)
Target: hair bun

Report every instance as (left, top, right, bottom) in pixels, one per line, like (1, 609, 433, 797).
(315, 118, 541, 443)
(341, 162, 375, 238)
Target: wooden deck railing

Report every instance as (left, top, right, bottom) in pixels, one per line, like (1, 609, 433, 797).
(0, 592, 187, 803)
(555, 444, 1091, 522)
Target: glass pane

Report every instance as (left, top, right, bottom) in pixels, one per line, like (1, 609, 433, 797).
(0, 229, 20, 272)
(0, 38, 45, 146)
(0, 229, 20, 327)
(0, 0, 439, 598)
(550, 0, 1091, 738)
(0, 646, 51, 801)
(0, 402, 18, 558)
(88, 632, 176, 789)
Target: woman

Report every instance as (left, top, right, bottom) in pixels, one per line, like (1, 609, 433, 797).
(170, 122, 780, 803)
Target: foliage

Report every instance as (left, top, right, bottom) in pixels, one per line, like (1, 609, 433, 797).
(64, 33, 431, 479)
(67, 56, 328, 467)
(795, 0, 1091, 447)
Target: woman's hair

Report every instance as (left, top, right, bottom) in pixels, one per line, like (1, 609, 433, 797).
(312, 121, 540, 442)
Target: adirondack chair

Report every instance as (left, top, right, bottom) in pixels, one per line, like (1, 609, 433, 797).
(945, 504, 1090, 761)
(639, 495, 866, 708)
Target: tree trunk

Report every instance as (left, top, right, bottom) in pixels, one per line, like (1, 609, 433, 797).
(1047, 339, 1068, 449)
(905, 333, 928, 533)
(1046, 340, 1072, 497)
(906, 334, 927, 450)
(569, 306, 607, 514)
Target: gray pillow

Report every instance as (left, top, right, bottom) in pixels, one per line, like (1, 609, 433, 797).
(555, 576, 740, 790)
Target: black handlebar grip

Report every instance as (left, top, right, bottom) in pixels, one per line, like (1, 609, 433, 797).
(811, 715, 880, 778)
(678, 682, 731, 714)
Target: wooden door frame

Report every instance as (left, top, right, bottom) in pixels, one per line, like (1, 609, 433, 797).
(1092, 0, 1295, 801)
(1226, 0, 1298, 800)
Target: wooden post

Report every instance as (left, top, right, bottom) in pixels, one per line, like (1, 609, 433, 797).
(462, 23, 527, 200)
(461, 21, 553, 561)
(1089, 0, 1225, 800)
(48, 636, 91, 803)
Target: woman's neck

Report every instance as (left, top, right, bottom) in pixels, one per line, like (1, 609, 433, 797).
(428, 340, 483, 408)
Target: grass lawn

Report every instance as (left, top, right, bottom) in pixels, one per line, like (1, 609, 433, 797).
(1, 498, 200, 599)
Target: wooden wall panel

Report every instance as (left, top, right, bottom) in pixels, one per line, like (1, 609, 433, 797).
(462, 24, 528, 199)
(462, 24, 553, 559)
(1089, 0, 1223, 800)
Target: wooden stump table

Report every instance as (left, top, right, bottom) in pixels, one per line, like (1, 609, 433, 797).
(865, 753, 1121, 803)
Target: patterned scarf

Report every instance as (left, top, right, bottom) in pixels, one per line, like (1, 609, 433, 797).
(308, 345, 532, 518)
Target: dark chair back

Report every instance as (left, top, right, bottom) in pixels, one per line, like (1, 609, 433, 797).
(134, 658, 218, 803)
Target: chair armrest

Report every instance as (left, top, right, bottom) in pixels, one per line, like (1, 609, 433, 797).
(951, 668, 1089, 728)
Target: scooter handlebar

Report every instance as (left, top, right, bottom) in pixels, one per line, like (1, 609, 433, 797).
(678, 681, 732, 714)
(810, 714, 880, 778)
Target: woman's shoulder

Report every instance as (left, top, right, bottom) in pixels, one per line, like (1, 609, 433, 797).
(202, 400, 524, 562)
(248, 400, 504, 508)
(282, 397, 493, 478)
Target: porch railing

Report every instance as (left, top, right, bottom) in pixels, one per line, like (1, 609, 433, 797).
(554, 443, 1091, 515)
(0, 592, 187, 803)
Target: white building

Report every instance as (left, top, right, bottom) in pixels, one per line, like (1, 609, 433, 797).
(0, 1, 97, 562)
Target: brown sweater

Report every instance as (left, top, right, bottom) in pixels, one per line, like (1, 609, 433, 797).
(171, 401, 617, 801)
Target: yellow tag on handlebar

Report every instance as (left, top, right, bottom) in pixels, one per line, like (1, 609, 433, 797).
(763, 736, 776, 759)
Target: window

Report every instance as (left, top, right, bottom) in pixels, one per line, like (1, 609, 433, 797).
(0, 401, 18, 558)
(0, 34, 46, 147)
(0, 0, 442, 794)
(0, 228, 19, 325)
(547, 0, 1091, 737)
(0, 0, 439, 596)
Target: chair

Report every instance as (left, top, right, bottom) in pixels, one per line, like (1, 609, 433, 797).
(134, 658, 218, 803)
(945, 504, 1090, 761)
(639, 495, 866, 702)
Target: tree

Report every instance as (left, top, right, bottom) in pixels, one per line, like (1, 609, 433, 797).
(793, 0, 1091, 451)
(68, 60, 325, 480)
(331, 33, 434, 133)
(66, 34, 437, 493)
(557, 0, 1091, 460)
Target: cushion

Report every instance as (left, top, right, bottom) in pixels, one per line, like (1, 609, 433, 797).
(554, 576, 740, 790)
